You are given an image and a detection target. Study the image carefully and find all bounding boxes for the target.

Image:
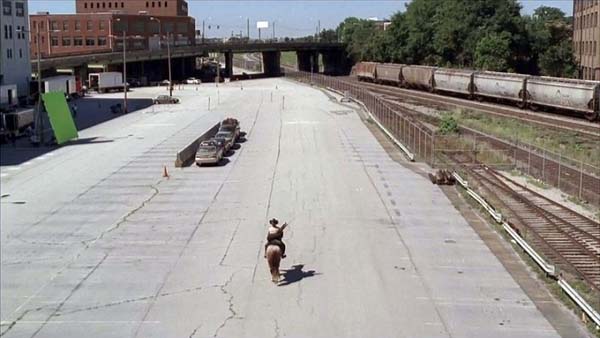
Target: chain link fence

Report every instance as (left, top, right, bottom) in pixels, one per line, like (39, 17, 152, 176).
(285, 71, 600, 206)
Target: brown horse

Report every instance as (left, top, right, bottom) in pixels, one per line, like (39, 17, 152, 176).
(266, 244, 282, 283)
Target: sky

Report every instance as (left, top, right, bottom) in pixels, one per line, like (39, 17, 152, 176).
(27, 0, 574, 38)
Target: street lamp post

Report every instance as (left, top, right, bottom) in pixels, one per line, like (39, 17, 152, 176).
(17, 24, 44, 144)
(150, 17, 172, 98)
(115, 18, 128, 113)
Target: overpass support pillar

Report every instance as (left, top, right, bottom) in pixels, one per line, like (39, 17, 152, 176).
(321, 50, 350, 75)
(262, 51, 281, 76)
(296, 51, 319, 73)
(224, 52, 233, 78)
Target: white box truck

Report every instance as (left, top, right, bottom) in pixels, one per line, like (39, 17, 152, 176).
(89, 72, 124, 93)
(43, 75, 78, 96)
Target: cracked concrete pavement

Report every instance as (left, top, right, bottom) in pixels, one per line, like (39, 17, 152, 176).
(1, 79, 577, 337)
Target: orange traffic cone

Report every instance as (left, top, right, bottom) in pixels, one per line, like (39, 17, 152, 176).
(162, 165, 170, 178)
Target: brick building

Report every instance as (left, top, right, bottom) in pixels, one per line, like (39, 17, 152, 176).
(29, 0, 194, 58)
(573, 0, 600, 80)
(75, 0, 188, 17)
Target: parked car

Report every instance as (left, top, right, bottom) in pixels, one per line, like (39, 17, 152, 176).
(127, 78, 142, 87)
(154, 95, 179, 104)
(185, 77, 200, 84)
(160, 80, 171, 86)
(219, 118, 240, 140)
(196, 140, 224, 166)
(214, 130, 235, 151)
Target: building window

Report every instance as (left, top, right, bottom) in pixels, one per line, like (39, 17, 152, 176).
(121, 2, 124, 8)
(15, 2, 24, 16)
(3, 25, 8, 39)
(132, 21, 144, 34)
(87, 21, 93, 31)
(84, 2, 88, 8)
(90, 2, 93, 8)
(6, 48, 12, 59)
(19, 48, 22, 58)
(165, 1, 167, 7)
(109, 2, 112, 8)
(62, 37, 71, 46)
(75, 21, 81, 31)
(158, 1, 161, 7)
(98, 36, 107, 45)
(2, 0, 11, 16)
(74, 36, 83, 46)
(51, 21, 58, 31)
(152, 1, 155, 7)
(177, 22, 187, 33)
(146, 1, 149, 7)
(9, 24, 12, 39)
(63, 21, 69, 31)
(51, 36, 59, 46)
(86, 37, 95, 46)
(99, 21, 105, 30)
(102, 2, 105, 8)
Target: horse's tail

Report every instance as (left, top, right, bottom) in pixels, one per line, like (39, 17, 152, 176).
(266, 245, 281, 282)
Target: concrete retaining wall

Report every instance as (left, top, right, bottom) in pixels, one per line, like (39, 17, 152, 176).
(175, 123, 220, 167)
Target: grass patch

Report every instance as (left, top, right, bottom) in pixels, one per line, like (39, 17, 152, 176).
(280, 52, 297, 68)
(526, 177, 550, 189)
(446, 109, 599, 168)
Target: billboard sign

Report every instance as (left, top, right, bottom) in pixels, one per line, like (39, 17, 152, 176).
(256, 21, 269, 29)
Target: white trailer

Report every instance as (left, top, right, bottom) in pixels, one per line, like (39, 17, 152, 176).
(89, 72, 124, 93)
(43, 75, 77, 96)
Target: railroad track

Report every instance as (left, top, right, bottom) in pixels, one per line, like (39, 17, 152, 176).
(341, 77, 600, 138)
(466, 165, 600, 292)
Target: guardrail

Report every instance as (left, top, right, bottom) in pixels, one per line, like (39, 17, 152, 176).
(453, 171, 599, 328)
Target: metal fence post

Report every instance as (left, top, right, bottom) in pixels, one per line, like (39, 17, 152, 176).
(528, 143, 531, 176)
(579, 159, 584, 199)
(431, 133, 435, 167)
(542, 148, 546, 180)
(557, 152, 562, 189)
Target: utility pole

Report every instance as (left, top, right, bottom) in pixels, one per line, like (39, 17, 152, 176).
(272, 21, 275, 39)
(202, 20, 205, 43)
(122, 30, 128, 113)
(36, 24, 43, 144)
(317, 20, 321, 41)
(167, 32, 172, 97)
(247, 18, 250, 39)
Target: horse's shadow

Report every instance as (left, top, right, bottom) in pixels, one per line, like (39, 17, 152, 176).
(278, 264, 320, 286)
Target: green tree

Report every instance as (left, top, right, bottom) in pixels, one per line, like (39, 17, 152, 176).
(337, 17, 378, 61)
(474, 32, 511, 71)
(539, 40, 577, 77)
(526, 6, 577, 77)
(319, 29, 338, 43)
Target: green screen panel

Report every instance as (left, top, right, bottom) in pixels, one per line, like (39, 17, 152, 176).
(42, 92, 78, 144)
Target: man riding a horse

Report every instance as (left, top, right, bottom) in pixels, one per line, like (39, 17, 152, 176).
(264, 218, 287, 259)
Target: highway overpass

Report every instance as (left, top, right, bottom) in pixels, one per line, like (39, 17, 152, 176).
(34, 41, 349, 81)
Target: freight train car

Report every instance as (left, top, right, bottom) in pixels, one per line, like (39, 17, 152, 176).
(526, 76, 599, 121)
(375, 63, 402, 85)
(472, 71, 528, 106)
(352, 61, 600, 121)
(401, 65, 435, 91)
(354, 62, 378, 82)
(433, 68, 474, 96)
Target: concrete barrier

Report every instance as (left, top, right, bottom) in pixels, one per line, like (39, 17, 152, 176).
(175, 123, 220, 167)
